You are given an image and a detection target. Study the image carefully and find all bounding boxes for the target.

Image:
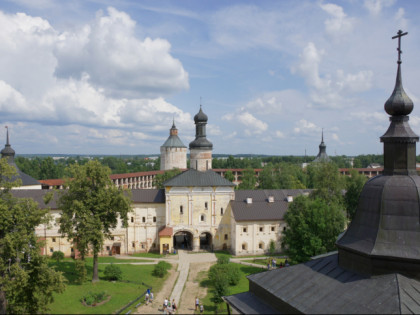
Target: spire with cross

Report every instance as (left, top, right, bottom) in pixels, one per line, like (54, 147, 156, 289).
(392, 29, 408, 64)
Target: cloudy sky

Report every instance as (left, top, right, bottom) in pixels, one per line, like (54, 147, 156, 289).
(0, 0, 419, 156)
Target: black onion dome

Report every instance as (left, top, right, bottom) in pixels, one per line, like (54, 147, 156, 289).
(1, 129, 15, 158)
(194, 107, 208, 123)
(384, 64, 413, 116)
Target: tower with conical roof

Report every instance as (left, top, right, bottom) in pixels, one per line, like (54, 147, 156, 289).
(160, 120, 187, 170)
(313, 129, 330, 162)
(1, 127, 41, 189)
(189, 106, 213, 171)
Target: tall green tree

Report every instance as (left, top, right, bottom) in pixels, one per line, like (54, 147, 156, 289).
(344, 170, 367, 221)
(282, 195, 346, 263)
(307, 162, 344, 203)
(258, 164, 279, 189)
(0, 158, 65, 313)
(58, 160, 132, 282)
(224, 170, 235, 183)
(237, 167, 257, 190)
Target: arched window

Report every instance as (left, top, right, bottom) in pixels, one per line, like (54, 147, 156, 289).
(242, 243, 248, 250)
(259, 242, 264, 249)
(180, 205, 183, 214)
(200, 214, 205, 222)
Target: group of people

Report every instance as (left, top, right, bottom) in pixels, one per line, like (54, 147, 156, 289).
(162, 297, 177, 314)
(267, 258, 289, 270)
(195, 297, 204, 313)
(145, 289, 154, 305)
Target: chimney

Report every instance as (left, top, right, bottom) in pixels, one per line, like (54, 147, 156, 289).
(287, 195, 293, 202)
(268, 196, 274, 203)
(246, 197, 252, 204)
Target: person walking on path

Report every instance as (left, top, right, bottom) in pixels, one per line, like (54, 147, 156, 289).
(195, 297, 199, 311)
(150, 291, 154, 303)
(200, 304, 204, 313)
(272, 258, 276, 268)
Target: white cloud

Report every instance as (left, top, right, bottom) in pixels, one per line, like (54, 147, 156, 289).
(320, 3, 355, 37)
(293, 119, 319, 135)
(224, 111, 267, 136)
(364, 0, 396, 16)
(55, 7, 189, 98)
(275, 131, 285, 138)
(0, 8, 191, 134)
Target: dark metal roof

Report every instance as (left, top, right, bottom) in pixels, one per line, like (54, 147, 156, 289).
(223, 292, 279, 314)
(161, 135, 186, 148)
(163, 169, 235, 187)
(10, 188, 165, 209)
(130, 189, 165, 203)
(313, 130, 330, 163)
(190, 106, 213, 149)
(194, 106, 208, 123)
(231, 189, 311, 221)
(244, 253, 420, 314)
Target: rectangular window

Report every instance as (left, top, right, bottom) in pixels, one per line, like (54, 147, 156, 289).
(200, 215, 205, 222)
(205, 202, 208, 210)
(50, 247, 53, 253)
(106, 246, 110, 251)
(131, 217, 134, 223)
(71, 247, 74, 252)
(243, 227, 247, 233)
(52, 237, 56, 242)
(153, 216, 156, 223)
(132, 242, 135, 248)
(259, 227, 263, 232)
(111, 236, 115, 241)
(180, 206, 183, 214)
(221, 208, 224, 215)
(271, 226, 275, 232)
(142, 217, 146, 223)
(224, 234, 228, 240)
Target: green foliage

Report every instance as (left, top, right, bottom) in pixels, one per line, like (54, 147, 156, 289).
(211, 271, 229, 304)
(0, 158, 65, 313)
(58, 160, 132, 282)
(282, 195, 346, 263)
(307, 162, 344, 203)
(269, 240, 276, 256)
(152, 261, 171, 278)
(153, 168, 182, 189)
(344, 170, 367, 220)
(237, 167, 257, 189)
(353, 154, 383, 168)
(81, 291, 107, 306)
(224, 170, 235, 183)
(209, 264, 240, 286)
(52, 251, 65, 263)
(217, 255, 230, 265)
(75, 260, 87, 285)
(104, 264, 122, 281)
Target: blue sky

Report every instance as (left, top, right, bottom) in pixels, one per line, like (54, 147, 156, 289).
(0, 0, 419, 156)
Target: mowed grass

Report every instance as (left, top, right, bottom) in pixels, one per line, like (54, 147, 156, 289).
(198, 263, 263, 314)
(48, 259, 171, 314)
(242, 257, 287, 266)
(130, 252, 167, 258)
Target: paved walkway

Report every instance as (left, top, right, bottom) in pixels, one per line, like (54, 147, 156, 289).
(169, 250, 217, 306)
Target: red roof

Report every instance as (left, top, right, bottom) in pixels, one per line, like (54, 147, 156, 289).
(159, 226, 173, 237)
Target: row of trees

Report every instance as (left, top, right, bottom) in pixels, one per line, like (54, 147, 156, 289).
(14, 154, 389, 181)
(0, 160, 132, 313)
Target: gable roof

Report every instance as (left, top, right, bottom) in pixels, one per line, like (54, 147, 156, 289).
(231, 189, 311, 221)
(245, 253, 420, 314)
(163, 169, 235, 187)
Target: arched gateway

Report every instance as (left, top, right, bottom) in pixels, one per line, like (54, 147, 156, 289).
(173, 231, 193, 250)
(199, 232, 212, 250)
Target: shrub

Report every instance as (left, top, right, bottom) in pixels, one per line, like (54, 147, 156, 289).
(226, 264, 240, 285)
(269, 240, 276, 256)
(81, 291, 107, 306)
(74, 259, 87, 285)
(211, 272, 229, 304)
(51, 251, 65, 263)
(152, 261, 171, 278)
(217, 255, 229, 265)
(104, 264, 122, 281)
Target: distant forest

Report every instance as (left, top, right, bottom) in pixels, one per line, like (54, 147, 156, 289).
(13, 154, 393, 181)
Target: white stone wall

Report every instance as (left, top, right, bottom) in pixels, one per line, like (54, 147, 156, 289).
(232, 220, 287, 256)
(190, 149, 212, 171)
(160, 146, 187, 170)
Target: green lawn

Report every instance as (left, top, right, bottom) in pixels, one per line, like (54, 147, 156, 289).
(47, 259, 171, 314)
(130, 252, 168, 258)
(84, 256, 151, 264)
(198, 263, 263, 314)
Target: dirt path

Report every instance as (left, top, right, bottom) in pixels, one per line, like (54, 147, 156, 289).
(135, 263, 179, 314)
(177, 262, 214, 314)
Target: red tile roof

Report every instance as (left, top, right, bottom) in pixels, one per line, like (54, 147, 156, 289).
(159, 226, 173, 236)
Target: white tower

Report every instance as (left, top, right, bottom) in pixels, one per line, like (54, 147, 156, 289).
(160, 121, 187, 170)
(189, 106, 213, 171)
